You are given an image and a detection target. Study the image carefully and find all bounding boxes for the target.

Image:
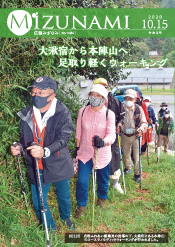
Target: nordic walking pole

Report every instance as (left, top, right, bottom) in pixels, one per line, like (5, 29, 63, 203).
(92, 148, 98, 232)
(146, 130, 149, 166)
(157, 147, 160, 163)
(118, 135, 126, 194)
(155, 124, 158, 153)
(138, 136, 142, 189)
(30, 142, 51, 247)
(12, 142, 30, 215)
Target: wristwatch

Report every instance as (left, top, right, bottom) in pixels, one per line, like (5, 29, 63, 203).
(43, 147, 50, 158)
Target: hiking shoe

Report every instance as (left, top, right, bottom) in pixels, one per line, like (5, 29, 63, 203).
(75, 206, 86, 219)
(64, 218, 75, 230)
(124, 168, 132, 174)
(134, 174, 141, 183)
(113, 183, 124, 194)
(97, 198, 106, 207)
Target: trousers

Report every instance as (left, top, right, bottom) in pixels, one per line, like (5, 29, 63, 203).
(157, 134, 169, 152)
(121, 133, 141, 175)
(31, 169, 71, 230)
(76, 159, 111, 207)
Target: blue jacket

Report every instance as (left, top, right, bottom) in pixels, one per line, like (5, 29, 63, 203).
(147, 105, 158, 127)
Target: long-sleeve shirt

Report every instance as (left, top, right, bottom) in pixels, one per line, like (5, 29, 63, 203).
(147, 105, 158, 127)
(122, 104, 148, 134)
(76, 105, 116, 169)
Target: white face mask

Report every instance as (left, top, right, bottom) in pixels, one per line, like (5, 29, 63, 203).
(145, 102, 150, 107)
(164, 114, 170, 118)
(124, 100, 134, 108)
(161, 107, 166, 110)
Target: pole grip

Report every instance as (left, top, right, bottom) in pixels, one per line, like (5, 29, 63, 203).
(12, 142, 20, 158)
(30, 142, 39, 146)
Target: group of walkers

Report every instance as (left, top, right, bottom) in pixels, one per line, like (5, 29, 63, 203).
(11, 76, 174, 233)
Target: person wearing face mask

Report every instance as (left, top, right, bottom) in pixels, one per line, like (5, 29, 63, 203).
(121, 89, 148, 183)
(157, 102, 173, 120)
(11, 76, 75, 231)
(93, 78, 125, 194)
(75, 84, 116, 218)
(157, 109, 174, 152)
(141, 96, 159, 154)
(136, 90, 149, 122)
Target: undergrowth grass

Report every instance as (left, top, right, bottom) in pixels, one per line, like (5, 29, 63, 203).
(0, 149, 174, 246)
(141, 88, 175, 95)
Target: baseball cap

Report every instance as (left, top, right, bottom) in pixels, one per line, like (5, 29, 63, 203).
(28, 76, 57, 91)
(89, 84, 108, 99)
(124, 89, 137, 99)
(164, 109, 170, 114)
(94, 78, 108, 87)
(136, 89, 143, 99)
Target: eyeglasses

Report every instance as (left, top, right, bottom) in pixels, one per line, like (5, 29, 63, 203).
(30, 91, 51, 96)
(124, 97, 134, 101)
(90, 92, 103, 98)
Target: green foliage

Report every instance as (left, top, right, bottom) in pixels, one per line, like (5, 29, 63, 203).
(162, 38, 174, 57)
(163, 0, 175, 8)
(164, 51, 175, 67)
(134, 41, 149, 56)
(144, 38, 165, 52)
(56, 84, 85, 152)
(0, 0, 127, 8)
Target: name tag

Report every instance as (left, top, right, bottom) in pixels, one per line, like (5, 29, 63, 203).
(126, 128, 134, 134)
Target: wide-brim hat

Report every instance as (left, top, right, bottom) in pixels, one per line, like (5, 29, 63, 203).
(94, 78, 108, 87)
(28, 76, 57, 91)
(87, 84, 108, 99)
(124, 89, 137, 99)
(160, 102, 168, 107)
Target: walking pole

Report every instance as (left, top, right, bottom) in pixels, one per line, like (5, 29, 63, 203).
(138, 136, 142, 189)
(157, 147, 160, 163)
(118, 135, 126, 194)
(92, 148, 98, 232)
(12, 142, 30, 215)
(155, 125, 158, 153)
(146, 130, 149, 166)
(30, 142, 51, 247)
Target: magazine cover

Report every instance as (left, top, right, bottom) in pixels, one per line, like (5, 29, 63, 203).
(0, 1, 174, 246)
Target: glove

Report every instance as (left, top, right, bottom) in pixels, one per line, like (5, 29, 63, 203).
(94, 135, 105, 149)
(116, 126, 122, 134)
(73, 147, 79, 158)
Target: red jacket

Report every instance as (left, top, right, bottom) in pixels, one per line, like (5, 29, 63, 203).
(141, 102, 149, 121)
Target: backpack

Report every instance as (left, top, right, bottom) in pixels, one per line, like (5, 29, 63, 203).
(81, 106, 109, 120)
(134, 104, 140, 128)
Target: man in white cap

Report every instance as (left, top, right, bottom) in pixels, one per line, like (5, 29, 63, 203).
(121, 89, 147, 183)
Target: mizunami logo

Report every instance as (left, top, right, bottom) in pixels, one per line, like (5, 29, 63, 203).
(7, 10, 32, 35)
